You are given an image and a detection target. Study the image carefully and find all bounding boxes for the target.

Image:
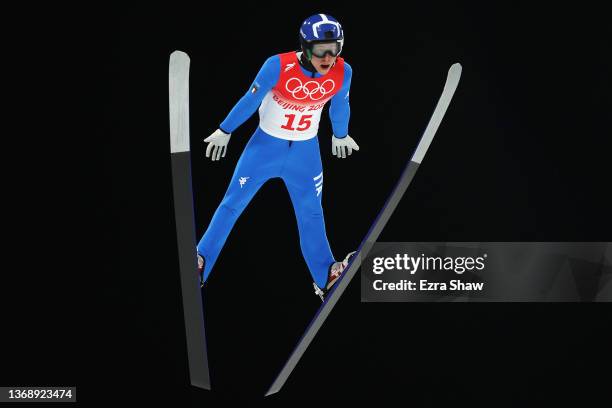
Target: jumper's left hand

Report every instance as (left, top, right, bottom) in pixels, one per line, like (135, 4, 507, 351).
(331, 135, 359, 158)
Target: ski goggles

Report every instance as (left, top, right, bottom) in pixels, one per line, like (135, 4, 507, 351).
(310, 41, 342, 58)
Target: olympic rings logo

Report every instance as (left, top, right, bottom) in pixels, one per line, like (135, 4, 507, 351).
(285, 78, 335, 101)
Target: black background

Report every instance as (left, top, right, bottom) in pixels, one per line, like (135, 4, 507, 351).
(5, 1, 611, 406)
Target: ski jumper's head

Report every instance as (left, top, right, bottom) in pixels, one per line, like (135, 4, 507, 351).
(299, 13, 344, 76)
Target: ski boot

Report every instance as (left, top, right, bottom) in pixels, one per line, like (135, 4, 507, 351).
(313, 251, 357, 301)
(197, 253, 206, 288)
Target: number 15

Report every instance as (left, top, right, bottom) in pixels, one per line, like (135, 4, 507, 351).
(281, 114, 312, 131)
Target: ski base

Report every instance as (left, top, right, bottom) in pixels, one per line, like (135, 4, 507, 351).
(169, 50, 211, 390)
(266, 63, 462, 396)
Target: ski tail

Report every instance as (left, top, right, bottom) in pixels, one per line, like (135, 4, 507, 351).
(169, 50, 211, 390)
(265, 63, 462, 396)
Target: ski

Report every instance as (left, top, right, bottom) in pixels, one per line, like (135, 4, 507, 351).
(265, 63, 463, 396)
(169, 50, 211, 390)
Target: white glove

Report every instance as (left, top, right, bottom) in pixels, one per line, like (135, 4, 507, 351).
(203, 129, 231, 161)
(331, 135, 359, 158)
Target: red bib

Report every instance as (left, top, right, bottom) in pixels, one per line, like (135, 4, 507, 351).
(275, 52, 344, 104)
(258, 52, 345, 140)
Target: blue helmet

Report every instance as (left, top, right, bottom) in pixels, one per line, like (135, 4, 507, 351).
(299, 14, 344, 60)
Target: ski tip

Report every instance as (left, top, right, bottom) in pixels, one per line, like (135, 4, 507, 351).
(449, 62, 462, 75)
(170, 50, 190, 62)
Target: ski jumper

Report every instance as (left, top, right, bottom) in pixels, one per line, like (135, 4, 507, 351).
(197, 51, 352, 289)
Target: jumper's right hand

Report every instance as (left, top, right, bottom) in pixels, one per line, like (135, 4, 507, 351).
(204, 129, 231, 161)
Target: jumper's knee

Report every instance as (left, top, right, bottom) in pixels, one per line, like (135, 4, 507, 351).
(298, 209, 323, 220)
(218, 203, 240, 217)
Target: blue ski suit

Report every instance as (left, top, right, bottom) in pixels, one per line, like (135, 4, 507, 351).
(197, 52, 352, 289)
